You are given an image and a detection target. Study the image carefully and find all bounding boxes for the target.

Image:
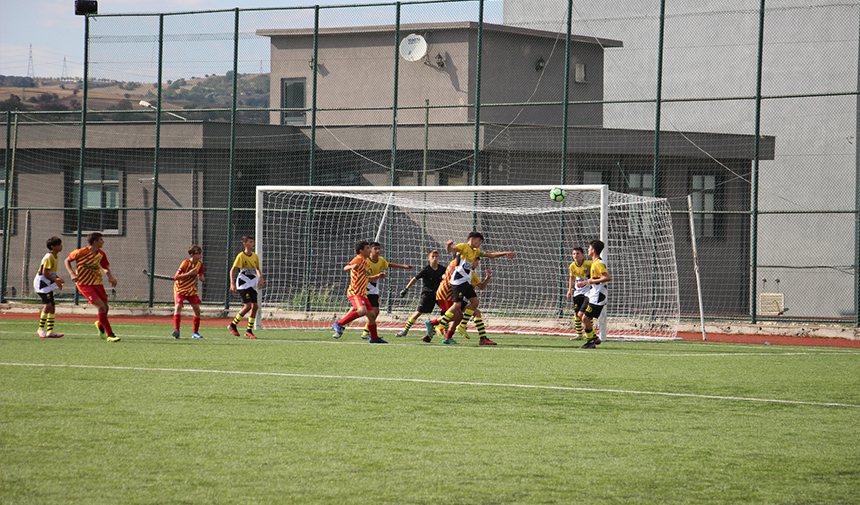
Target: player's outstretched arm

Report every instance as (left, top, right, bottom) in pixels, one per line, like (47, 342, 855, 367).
(389, 262, 413, 270)
(483, 251, 514, 259)
(104, 267, 118, 287)
(445, 240, 455, 253)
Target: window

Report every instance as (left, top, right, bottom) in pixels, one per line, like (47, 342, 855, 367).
(691, 174, 717, 238)
(626, 172, 654, 197)
(582, 170, 604, 185)
(281, 78, 306, 125)
(64, 167, 122, 234)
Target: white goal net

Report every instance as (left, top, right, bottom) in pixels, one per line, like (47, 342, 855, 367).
(256, 185, 680, 340)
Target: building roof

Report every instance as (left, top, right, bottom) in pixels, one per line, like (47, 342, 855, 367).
(257, 21, 623, 48)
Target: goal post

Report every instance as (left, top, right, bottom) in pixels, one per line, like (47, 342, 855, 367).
(255, 185, 680, 341)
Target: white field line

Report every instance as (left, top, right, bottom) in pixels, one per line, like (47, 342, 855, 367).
(2, 362, 859, 408)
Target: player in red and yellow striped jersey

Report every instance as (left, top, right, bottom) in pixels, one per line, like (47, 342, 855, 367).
(331, 240, 388, 343)
(64, 232, 120, 342)
(172, 245, 205, 339)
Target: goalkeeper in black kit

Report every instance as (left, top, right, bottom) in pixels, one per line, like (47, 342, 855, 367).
(395, 249, 445, 338)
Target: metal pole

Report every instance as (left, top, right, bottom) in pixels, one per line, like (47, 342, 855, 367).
(472, 0, 485, 187)
(558, 0, 574, 318)
(391, 2, 401, 186)
(688, 195, 707, 341)
(1, 112, 13, 302)
(226, 8, 241, 312)
(303, 6, 321, 311)
(423, 99, 429, 186)
(652, 0, 666, 199)
(223, 9, 241, 310)
(855, 6, 860, 327)
(148, 14, 165, 307)
(74, 15, 91, 306)
(750, 0, 766, 323)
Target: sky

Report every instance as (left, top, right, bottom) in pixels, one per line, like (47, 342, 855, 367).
(0, 0, 449, 80)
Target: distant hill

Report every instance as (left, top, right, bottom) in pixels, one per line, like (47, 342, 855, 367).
(0, 73, 270, 123)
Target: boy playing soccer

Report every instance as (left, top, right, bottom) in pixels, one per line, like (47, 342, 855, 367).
(395, 249, 444, 338)
(425, 255, 492, 344)
(566, 246, 593, 341)
(34, 236, 65, 338)
(359, 241, 412, 339)
(439, 232, 513, 346)
(576, 239, 611, 349)
(172, 245, 205, 339)
(331, 240, 388, 343)
(229, 236, 264, 339)
(64, 232, 120, 342)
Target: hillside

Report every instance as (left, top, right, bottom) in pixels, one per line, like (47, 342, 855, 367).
(0, 73, 270, 123)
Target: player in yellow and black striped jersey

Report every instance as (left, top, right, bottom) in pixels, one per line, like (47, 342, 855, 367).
(229, 236, 264, 338)
(440, 231, 514, 345)
(576, 239, 611, 349)
(34, 236, 66, 338)
(566, 246, 593, 341)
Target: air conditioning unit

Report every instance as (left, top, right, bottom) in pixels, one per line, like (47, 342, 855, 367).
(760, 293, 785, 316)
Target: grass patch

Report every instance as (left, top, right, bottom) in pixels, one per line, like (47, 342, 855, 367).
(2, 320, 859, 504)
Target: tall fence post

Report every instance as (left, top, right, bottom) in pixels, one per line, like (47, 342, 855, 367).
(148, 14, 165, 307)
(750, 0, 767, 323)
(855, 4, 860, 327)
(74, 14, 91, 306)
(223, 8, 241, 310)
(652, 0, 666, 199)
(1, 112, 12, 302)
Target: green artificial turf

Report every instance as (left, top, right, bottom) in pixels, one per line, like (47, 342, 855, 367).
(2, 320, 859, 504)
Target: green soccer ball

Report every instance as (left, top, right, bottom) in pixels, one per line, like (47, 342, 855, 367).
(550, 187, 565, 202)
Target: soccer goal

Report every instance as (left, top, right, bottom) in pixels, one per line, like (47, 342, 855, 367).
(255, 185, 680, 341)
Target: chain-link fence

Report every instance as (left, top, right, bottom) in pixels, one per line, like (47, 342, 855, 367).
(2, 0, 858, 325)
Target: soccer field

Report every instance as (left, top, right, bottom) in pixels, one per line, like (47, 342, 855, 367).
(2, 320, 859, 504)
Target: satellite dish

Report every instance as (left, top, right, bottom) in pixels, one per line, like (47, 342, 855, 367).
(399, 34, 428, 62)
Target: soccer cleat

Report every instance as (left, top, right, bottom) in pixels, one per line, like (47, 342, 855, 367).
(38, 329, 48, 338)
(331, 323, 344, 339)
(95, 321, 107, 339)
(361, 334, 370, 340)
(442, 338, 458, 345)
(106, 334, 121, 342)
(46, 332, 64, 338)
(191, 332, 203, 339)
(245, 330, 257, 339)
(569, 334, 584, 341)
(456, 324, 470, 339)
(579, 339, 598, 349)
(172, 330, 181, 339)
(228, 323, 240, 336)
(434, 325, 445, 339)
(395, 329, 408, 337)
(424, 320, 435, 336)
(479, 337, 497, 346)
(368, 337, 388, 344)
(422, 335, 433, 343)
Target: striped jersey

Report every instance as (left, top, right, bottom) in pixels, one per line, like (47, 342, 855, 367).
(346, 254, 372, 298)
(68, 247, 109, 286)
(33, 252, 60, 294)
(436, 258, 480, 303)
(450, 242, 483, 286)
(174, 259, 204, 296)
(232, 251, 260, 291)
(587, 258, 609, 306)
(569, 259, 593, 297)
(366, 256, 389, 296)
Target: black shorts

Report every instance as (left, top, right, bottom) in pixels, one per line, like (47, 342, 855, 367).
(238, 288, 258, 304)
(38, 292, 56, 305)
(453, 282, 478, 304)
(416, 291, 438, 313)
(368, 294, 380, 308)
(573, 294, 588, 313)
(583, 303, 604, 319)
